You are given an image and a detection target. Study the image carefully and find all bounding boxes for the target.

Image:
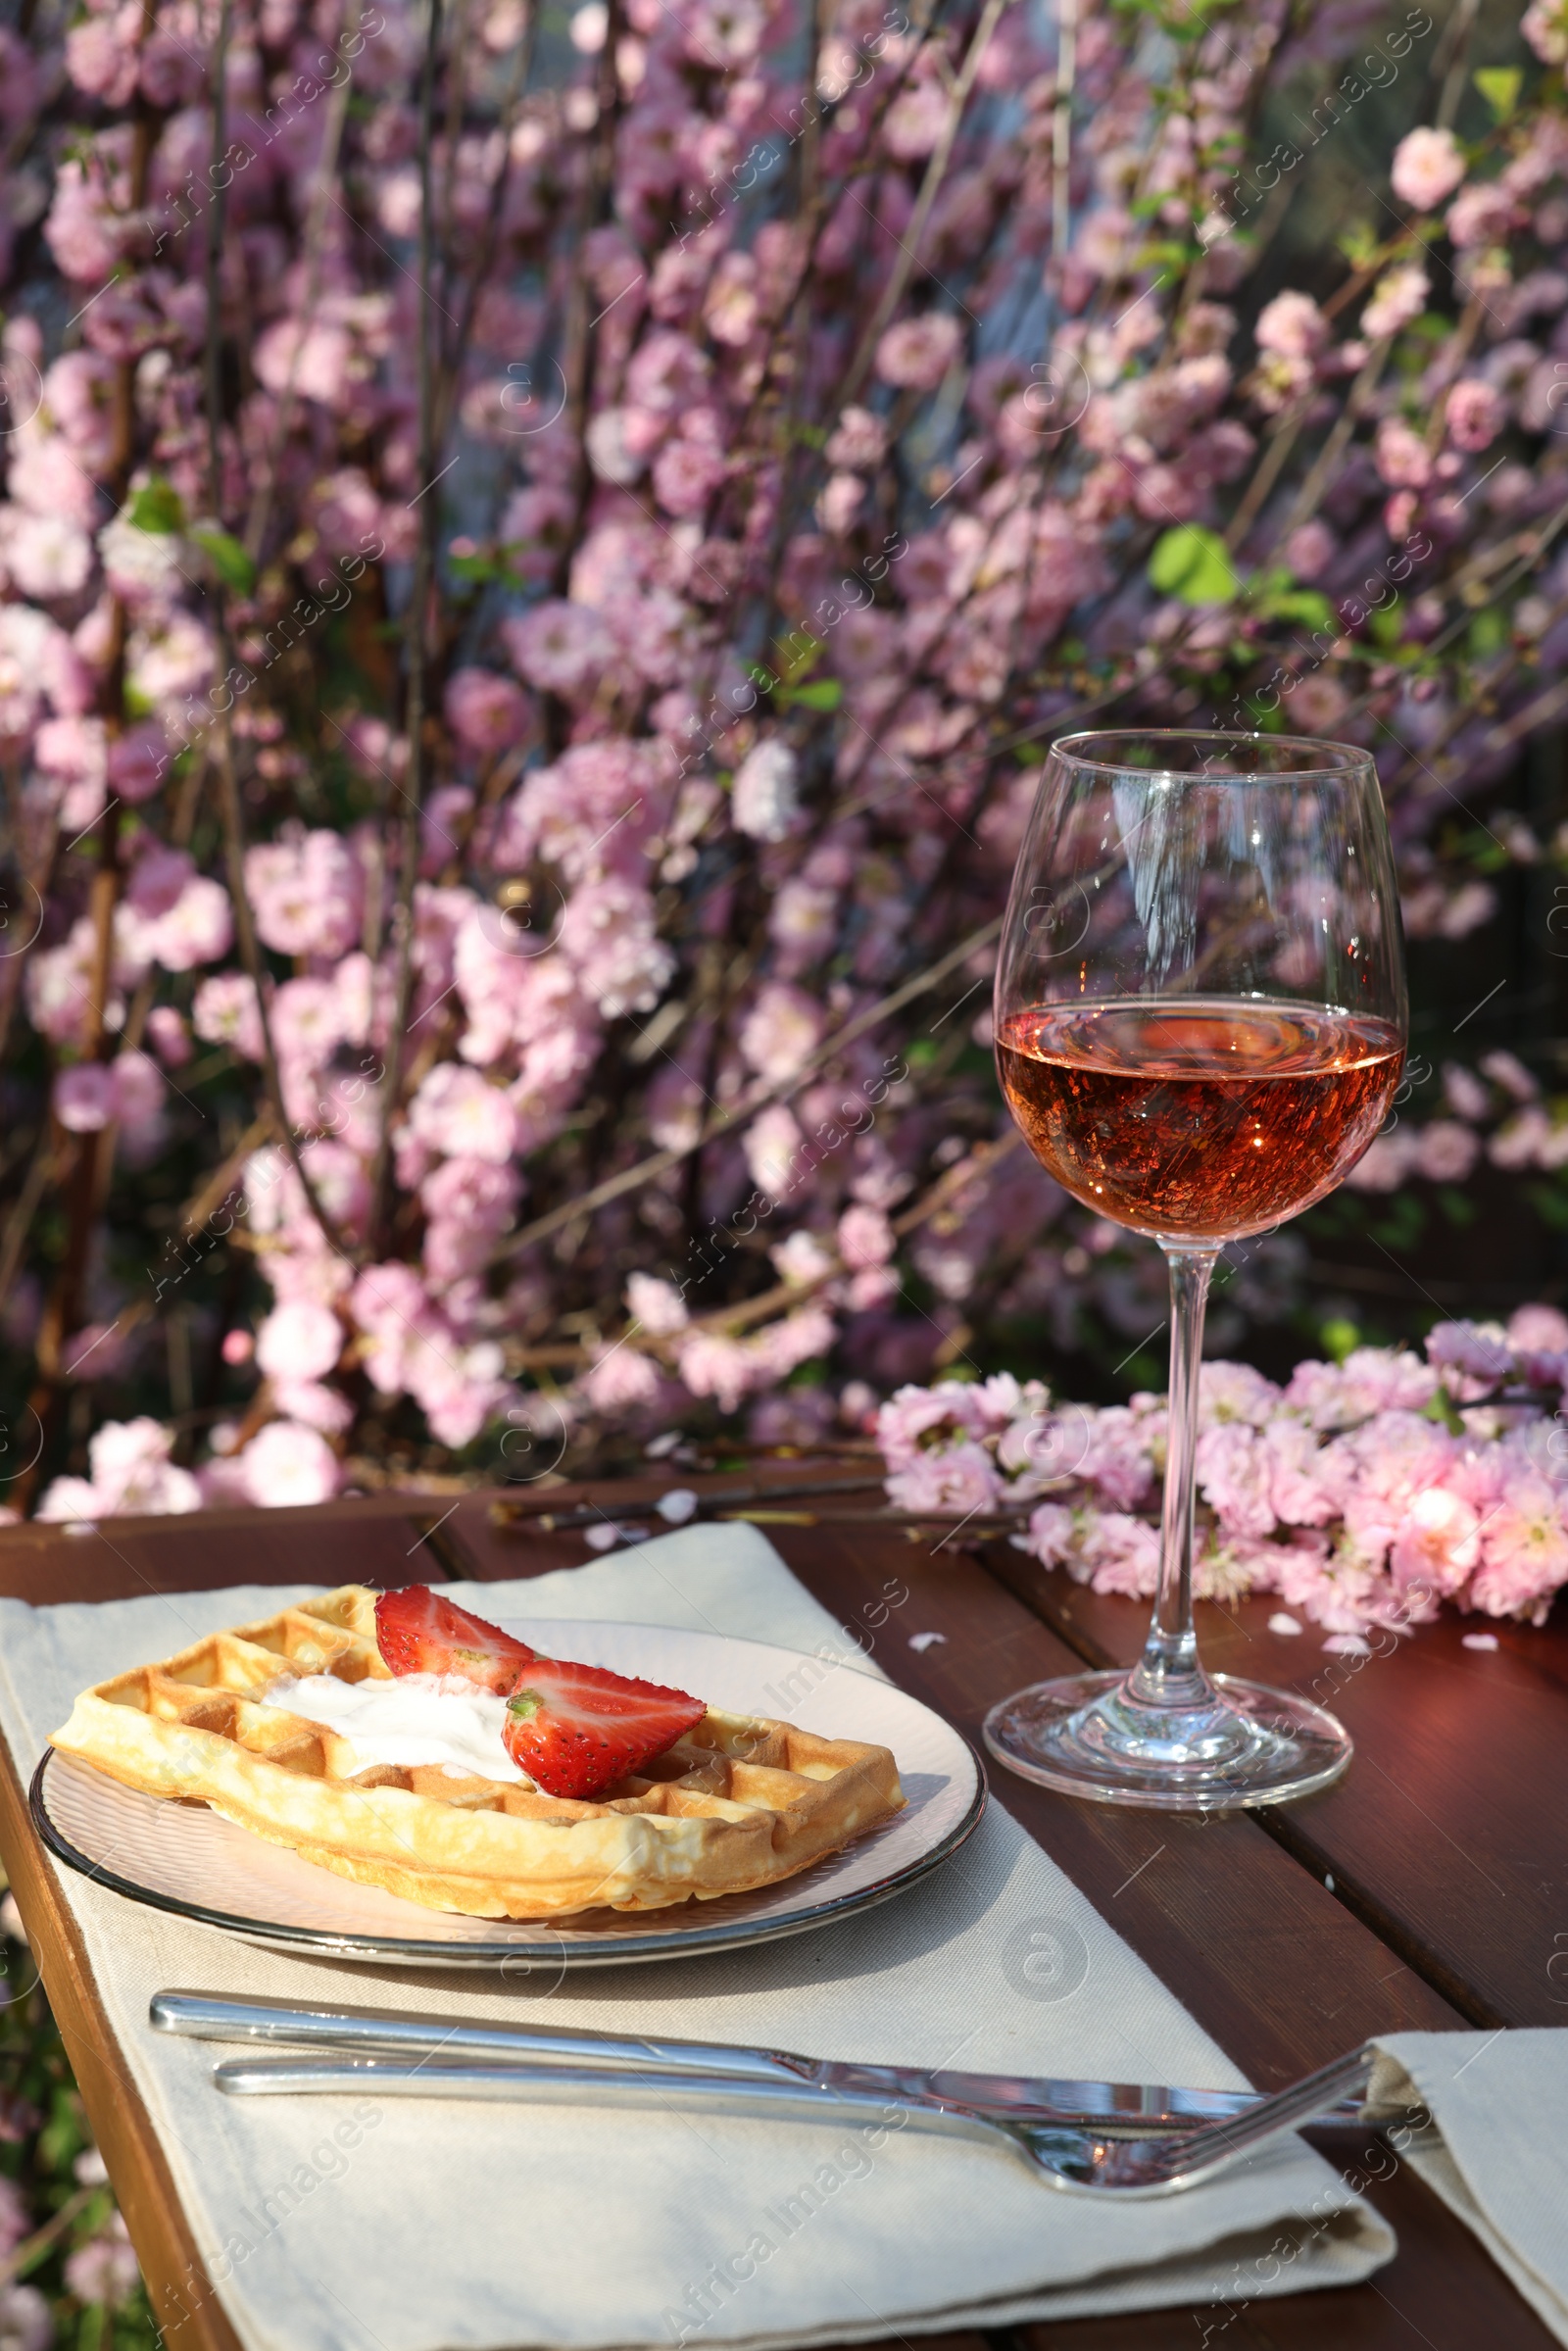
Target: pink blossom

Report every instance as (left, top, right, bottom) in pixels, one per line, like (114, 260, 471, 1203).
(672, 1332, 758, 1414)
(1262, 1417, 1341, 1527)
(109, 722, 172, 805)
(1426, 1320, 1514, 1396)
(875, 315, 963, 391)
(44, 161, 124, 282)
(1375, 417, 1433, 490)
(1445, 379, 1504, 455)
(146, 876, 232, 971)
(1196, 1422, 1276, 1538)
(703, 252, 760, 346)
(53, 1063, 115, 1133)
(421, 1156, 522, 1277)
(6, 511, 92, 600)
(1284, 519, 1335, 580)
(738, 982, 822, 1084)
(193, 973, 264, 1061)
(743, 1102, 803, 1200)
(1024, 1499, 1077, 1569)
(256, 1299, 343, 1384)
(1446, 182, 1516, 252)
(731, 740, 799, 842)
(270, 976, 349, 1078)
(1362, 264, 1432, 341)
(237, 1420, 343, 1507)
(501, 599, 616, 698)
(1509, 1304, 1568, 1352)
(65, 2214, 140, 2311)
(580, 1345, 664, 1412)
(624, 329, 711, 415)
(1411, 1119, 1481, 1182)
(1389, 1485, 1481, 1601)
(1199, 1360, 1281, 1426)
(270, 1380, 356, 1436)
(1391, 126, 1465, 214)
(626, 1272, 689, 1334)
(1523, 0, 1568, 60)
(885, 1440, 1002, 1515)
(444, 667, 531, 758)
(408, 1063, 520, 1164)
(245, 828, 364, 960)
(1470, 1470, 1568, 1617)
(883, 79, 949, 163)
(1076, 1405, 1156, 1508)
(1078, 1511, 1161, 1597)
(1481, 1050, 1540, 1102)
(838, 1204, 894, 1270)
(67, 17, 140, 103)
(110, 1048, 166, 1157)
(146, 1006, 192, 1068)
(652, 436, 729, 516)
(37, 1417, 201, 1520)
(825, 408, 887, 470)
(557, 876, 674, 1016)
(97, 513, 184, 607)
(1331, 1410, 1455, 1564)
(1255, 291, 1328, 359)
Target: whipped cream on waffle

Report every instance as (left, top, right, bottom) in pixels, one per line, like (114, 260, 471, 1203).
(264, 1671, 528, 1783)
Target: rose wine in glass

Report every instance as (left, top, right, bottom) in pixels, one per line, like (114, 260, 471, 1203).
(986, 731, 1407, 1809)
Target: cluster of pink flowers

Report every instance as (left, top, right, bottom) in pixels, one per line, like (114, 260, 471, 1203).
(6, 0, 1568, 1517)
(878, 1310, 1568, 1631)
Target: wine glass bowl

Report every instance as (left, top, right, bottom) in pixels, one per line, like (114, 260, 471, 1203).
(984, 731, 1407, 1811)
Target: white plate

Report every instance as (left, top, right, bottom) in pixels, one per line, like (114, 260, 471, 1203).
(32, 1620, 985, 1970)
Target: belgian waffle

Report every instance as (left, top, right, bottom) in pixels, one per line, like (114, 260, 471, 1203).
(48, 1587, 906, 1920)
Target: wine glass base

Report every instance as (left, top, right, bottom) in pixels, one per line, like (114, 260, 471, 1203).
(982, 1671, 1352, 1811)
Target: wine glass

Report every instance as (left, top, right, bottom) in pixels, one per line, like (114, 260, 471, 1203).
(986, 730, 1407, 1809)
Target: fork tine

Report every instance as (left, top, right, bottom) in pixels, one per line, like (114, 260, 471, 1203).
(1145, 2043, 1376, 2183)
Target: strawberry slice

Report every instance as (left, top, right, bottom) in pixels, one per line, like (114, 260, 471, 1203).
(502, 1657, 707, 1799)
(374, 1585, 536, 1696)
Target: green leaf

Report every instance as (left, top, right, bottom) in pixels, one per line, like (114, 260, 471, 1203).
(1260, 587, 1336, 629)
(190, 526, 255, 595)
(1148, 524, 1238, 606)
(782, 677, 843, 711)
(1320, 1317, 1359, 1364)
(128, 481, 185, 535)
(1474, 66, 1522, 122)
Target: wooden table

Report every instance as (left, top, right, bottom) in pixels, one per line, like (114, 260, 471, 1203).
(0, 1481, 1562, 2351)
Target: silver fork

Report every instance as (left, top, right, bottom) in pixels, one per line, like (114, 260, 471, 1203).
(152, 1991, 1370, 2133)
(210, 2042, 1378, 2198)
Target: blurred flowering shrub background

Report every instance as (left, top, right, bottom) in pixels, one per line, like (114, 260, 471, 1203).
(2, 0, 1568, 1567)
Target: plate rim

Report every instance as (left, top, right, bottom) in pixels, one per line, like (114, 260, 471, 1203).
(27, 1623, 987, 1969)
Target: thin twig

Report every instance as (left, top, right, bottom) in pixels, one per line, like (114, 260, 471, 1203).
(204, 0, 357, 1265)
(368, 0, 446, 1249)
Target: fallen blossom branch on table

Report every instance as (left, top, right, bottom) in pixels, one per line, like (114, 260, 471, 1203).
(875, 1310, 1568, 1634)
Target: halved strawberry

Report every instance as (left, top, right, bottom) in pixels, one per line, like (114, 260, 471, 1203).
(374, 1585, 536, 1695)
(502, 1657, 707, 1799)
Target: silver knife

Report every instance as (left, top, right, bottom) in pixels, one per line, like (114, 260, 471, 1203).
(150, 1992, 1366, 2131)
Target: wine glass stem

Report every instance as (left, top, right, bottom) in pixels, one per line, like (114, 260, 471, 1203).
(1127, 1246, 1219, 1713)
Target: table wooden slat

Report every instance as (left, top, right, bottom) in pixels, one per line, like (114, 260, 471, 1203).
(986, 1548, 1568, 2030)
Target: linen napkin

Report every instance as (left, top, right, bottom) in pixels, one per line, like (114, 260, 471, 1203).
(0, 1525, 1395, 2351)
(1367, 2032, 1568, 2346)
